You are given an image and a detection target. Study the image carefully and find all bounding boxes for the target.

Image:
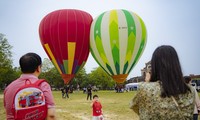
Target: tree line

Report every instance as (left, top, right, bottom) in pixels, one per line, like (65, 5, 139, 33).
(0, 33, 116, 90)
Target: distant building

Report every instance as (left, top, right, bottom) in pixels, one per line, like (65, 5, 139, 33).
(190, 74, 200, 79)
(127, 61, 151, 83)
(127, 76, 144, 83)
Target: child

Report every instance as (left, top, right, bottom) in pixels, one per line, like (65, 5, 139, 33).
(91, 95, 104, 120)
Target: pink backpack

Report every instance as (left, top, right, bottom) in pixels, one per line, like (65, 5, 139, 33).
(12, 79, 47, 120)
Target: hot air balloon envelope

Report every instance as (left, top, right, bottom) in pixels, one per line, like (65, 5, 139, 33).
(39, 9, 93, 84)
(90, 9, 147, 83)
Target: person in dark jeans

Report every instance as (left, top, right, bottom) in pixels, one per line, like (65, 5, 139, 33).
(61, 88, 65, 98)
(87, 85, 92, 100)
(65, 86, 69, 98)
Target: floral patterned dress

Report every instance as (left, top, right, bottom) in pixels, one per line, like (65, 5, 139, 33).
(130, 82, 195, 120)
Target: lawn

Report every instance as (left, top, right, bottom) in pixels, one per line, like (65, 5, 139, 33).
(0, 90, 138, 120)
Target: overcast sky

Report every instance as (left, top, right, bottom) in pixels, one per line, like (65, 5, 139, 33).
(0, 0, 199, 79)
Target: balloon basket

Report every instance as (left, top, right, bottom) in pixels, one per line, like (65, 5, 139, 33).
(61, 74, 75, 84)
(111, 74, 128, 83)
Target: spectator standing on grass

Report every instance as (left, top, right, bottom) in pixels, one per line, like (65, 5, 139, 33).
(130, 45, 195, 119)
(70, 85, 74, 93)
(4, 53, 56, 120)
(61, 88, 65, 98)
(65, 85, 69, 98)
(184, 76, 200, 120)
(91, 95, 104, 120)
(87, 84, 92, 100)
(83, 87, 87, 94)
(77, 84, 80, 92)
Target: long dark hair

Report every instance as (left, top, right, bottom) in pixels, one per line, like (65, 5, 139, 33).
(150, 45, 190, 97)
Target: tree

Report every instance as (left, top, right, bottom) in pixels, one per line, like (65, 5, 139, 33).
(41, 58, 54, 73)
(72, 67, 88, 89)
(0, 33, 19, 89)
(39, 58, 63, 89)
(38, 58, 116, 90)
(88, 67, 115, 90)
(0, 33, 12, 68)
(40, 67, 64, 89)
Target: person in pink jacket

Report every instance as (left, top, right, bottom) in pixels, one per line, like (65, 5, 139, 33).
(4, 53, 56, 120)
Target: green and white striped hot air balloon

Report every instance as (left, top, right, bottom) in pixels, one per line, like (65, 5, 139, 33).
(90, 9, 147, 83)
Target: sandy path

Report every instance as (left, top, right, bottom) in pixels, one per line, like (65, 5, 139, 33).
(56, 108, 90, 120)
(56, 108, 121, 120)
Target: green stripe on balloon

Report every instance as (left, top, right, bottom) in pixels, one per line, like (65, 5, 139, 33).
(122, 10, 136, 73)
(63, 60, 68, 74)
(112, 45, 120, 74)
(106, 64, 114, 75)
(128, 16, 147, 74)
(74, 66, 80, 74)
(90, 47, 114, 75)
(94, 12, 109, 64)
(128, 43, 144, 74)
(109, 10, 120, 74)
(138, 15, 147, 46)
(90, 47, 101, 67)
(123, 61, 129, 74)
(122, 10, 136, 35)
(90, 12, 106, 74)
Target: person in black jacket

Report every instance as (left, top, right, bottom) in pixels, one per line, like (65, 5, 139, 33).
(65, 85, 69, 98)
(87, 85, 92, 100)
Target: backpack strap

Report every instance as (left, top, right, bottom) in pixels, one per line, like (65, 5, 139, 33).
(25, 79, 32, 85)
(34, 79, 47, 86)
(171, 96, 186, 120)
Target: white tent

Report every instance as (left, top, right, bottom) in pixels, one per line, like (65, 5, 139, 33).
(125, 83, 139, 90)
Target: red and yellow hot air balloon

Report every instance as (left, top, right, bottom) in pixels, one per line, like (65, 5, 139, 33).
(39, 9, 93, 84)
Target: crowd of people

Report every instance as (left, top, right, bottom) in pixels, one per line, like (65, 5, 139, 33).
(3, 45, 200, 120)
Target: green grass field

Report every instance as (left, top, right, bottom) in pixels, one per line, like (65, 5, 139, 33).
(0, 91, 138, 120)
